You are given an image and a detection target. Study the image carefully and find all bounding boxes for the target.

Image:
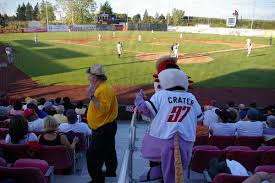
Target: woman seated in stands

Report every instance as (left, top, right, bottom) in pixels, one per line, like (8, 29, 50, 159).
(5, 115, 38, 144)
(235, 108, 263, 136)
(9, 100, 23, 116)
(38, 116, 78, 149)
(209, 109, 236, 136)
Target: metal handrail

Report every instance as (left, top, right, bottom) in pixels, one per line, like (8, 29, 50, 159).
(118, 109, 137, 183)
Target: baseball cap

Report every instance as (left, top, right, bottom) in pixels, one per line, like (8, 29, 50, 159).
(23, 109, 34, 118)
(246, 108, 259, 119)
(215, 109, 230, 122)
(66, 109, 78, 122)
(87, 64, 105, 75)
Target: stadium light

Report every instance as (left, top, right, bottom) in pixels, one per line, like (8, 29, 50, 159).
(250, 0, 256, 29)
(45, 0, 49, 29)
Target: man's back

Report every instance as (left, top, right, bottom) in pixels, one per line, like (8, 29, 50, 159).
(235, 120, 263, 136)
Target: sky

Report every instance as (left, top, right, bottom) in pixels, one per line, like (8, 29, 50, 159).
(1, 0, 275, 20)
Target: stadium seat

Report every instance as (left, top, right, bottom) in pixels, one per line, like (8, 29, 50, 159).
(235, 136, 264, 150)
(190, 149, 227, 174)
(0, 143, 30, 163)
(257, 146, 275, 152)
(254, 165, 275, 173)
(212, 173, 248, 183)
(36, 145, 74, 174)
(209, 136, 236, 149)
(194, 135, 209, 146)
(264, 138, 275, 146)
(260, 150, 275, 166)
(225, 146, 252, 152)
(192, 145, 219, 153)
(63, 131, 87, 153)
(0, 157, 6, 167)
(227, 150, 261, 172)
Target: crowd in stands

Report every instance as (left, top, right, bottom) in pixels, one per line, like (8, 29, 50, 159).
(0, 93, 91, 150)
(197, 100, 275, 140)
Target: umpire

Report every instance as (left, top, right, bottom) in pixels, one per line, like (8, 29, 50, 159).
(86, 64, 118, 183)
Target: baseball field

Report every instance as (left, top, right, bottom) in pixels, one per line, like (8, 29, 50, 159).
(1, 31, 275, 105)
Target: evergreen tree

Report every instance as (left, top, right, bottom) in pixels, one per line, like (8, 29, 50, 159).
(25, 2, 33, 20)
(33, 3, 39, 20)
(99, 1, 112, 14)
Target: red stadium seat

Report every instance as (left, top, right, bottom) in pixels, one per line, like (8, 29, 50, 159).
(194, 135, 209, 146)
(0, 143, 30, 163)
(257, 146, 275, 152)
(0, 128, 9, 139)
(212, 173, 248, 183)
(36, 145, 74, 174)
(225, 146, 252, 152)
(235, 136, 264, 150)
(0, 157, 6, 167)
(209, 136, 236, 149)
(260, 150, 275, 166)
(254, 165, 275, 173)
(227, 150, 261, 172)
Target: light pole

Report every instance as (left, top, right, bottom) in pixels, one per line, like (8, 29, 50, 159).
(45, 0, 49, 29)
(250, 0, 256, 29)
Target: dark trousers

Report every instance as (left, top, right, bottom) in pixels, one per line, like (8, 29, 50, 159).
(86, 121, 118, 183)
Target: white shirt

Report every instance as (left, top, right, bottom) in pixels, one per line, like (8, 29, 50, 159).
(203, 107, 219, 127)
(59, 122, 92, 136)
(145, 90, 203, 141)
(5, 47, 12, 55)
(235, 120, 263, 136)
(210, 122, 236, 136)
(5, 132, 38, 144)
(28, 118, 44, 132)
(117, 43, 122, 54)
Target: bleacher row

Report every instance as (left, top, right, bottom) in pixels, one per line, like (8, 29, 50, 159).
(189, 135, 275, 182)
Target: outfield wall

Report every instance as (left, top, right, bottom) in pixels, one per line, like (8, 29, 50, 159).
(168, 26, 275, 37)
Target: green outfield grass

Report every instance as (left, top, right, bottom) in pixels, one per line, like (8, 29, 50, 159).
(1, 31, 275, 88)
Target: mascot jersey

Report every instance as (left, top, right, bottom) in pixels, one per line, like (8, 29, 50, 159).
(145, 89, 203, 141)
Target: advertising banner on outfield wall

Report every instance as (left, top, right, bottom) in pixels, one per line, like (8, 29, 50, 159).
(23, 28, 47, 33)
(168, 26, 272, 37)
(70, 25, 97, 31)
(0, 29, 24, 33)
(47, 25, 69, 32)
(113, 25, 124, 31)
(96, 25, 113, 31)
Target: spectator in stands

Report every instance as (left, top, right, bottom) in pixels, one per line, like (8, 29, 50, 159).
(75, 101, 86, 115)
(53, 105, 67, 124)
(0, 92, 9, 107)
(203, 100, 219, 127)
(43, 101, 56, 116)
(209, 109, 236, 136)
(5, 45, 14, 64)
(86, 64, 118, 183)
(9, 100, 23, 116)
(59, 109, 91, 136)
(62, 96, 75, 112)
(235, 108, 263, 136)
(27, 103, 47, 119)
(5, 115, 38, 144)
(264, 115, 275, 135)
(227, 107, 239, 123)
(238, 103, 247, 120)
(38, 116, 78, 148)
(23, 109, 44, 132)
(54, 97, 62, 106)
(37, 98, 46, 111)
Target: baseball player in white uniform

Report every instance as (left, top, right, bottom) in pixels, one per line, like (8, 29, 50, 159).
(117, 41, 123, 58)
(135, 56, 203, 182)
(246, 38, 252, 56)
(138, 34, 142, 42)
(98, 33, 101, 41)
(112, 31, 116, 37)
(180, 33, 183, 39)
(34, 34, 38, 44)
(173, 43, 179, 58)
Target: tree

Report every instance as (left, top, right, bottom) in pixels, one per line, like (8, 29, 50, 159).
(143, 9, 149, 23)
(171, 8, 185, 25)
(25, 2, 33, 20)
(16, 3, 26, 21)
(132, 14, 141, 23)
(158, 14, 166, 24)
(33, 3, 39, 20)
(56, 0, 96, 24)
(38, 0, 55, 25)
(99, 1, 112, 14)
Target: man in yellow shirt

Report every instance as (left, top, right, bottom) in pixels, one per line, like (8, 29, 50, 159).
(86, 64, 118, 183)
